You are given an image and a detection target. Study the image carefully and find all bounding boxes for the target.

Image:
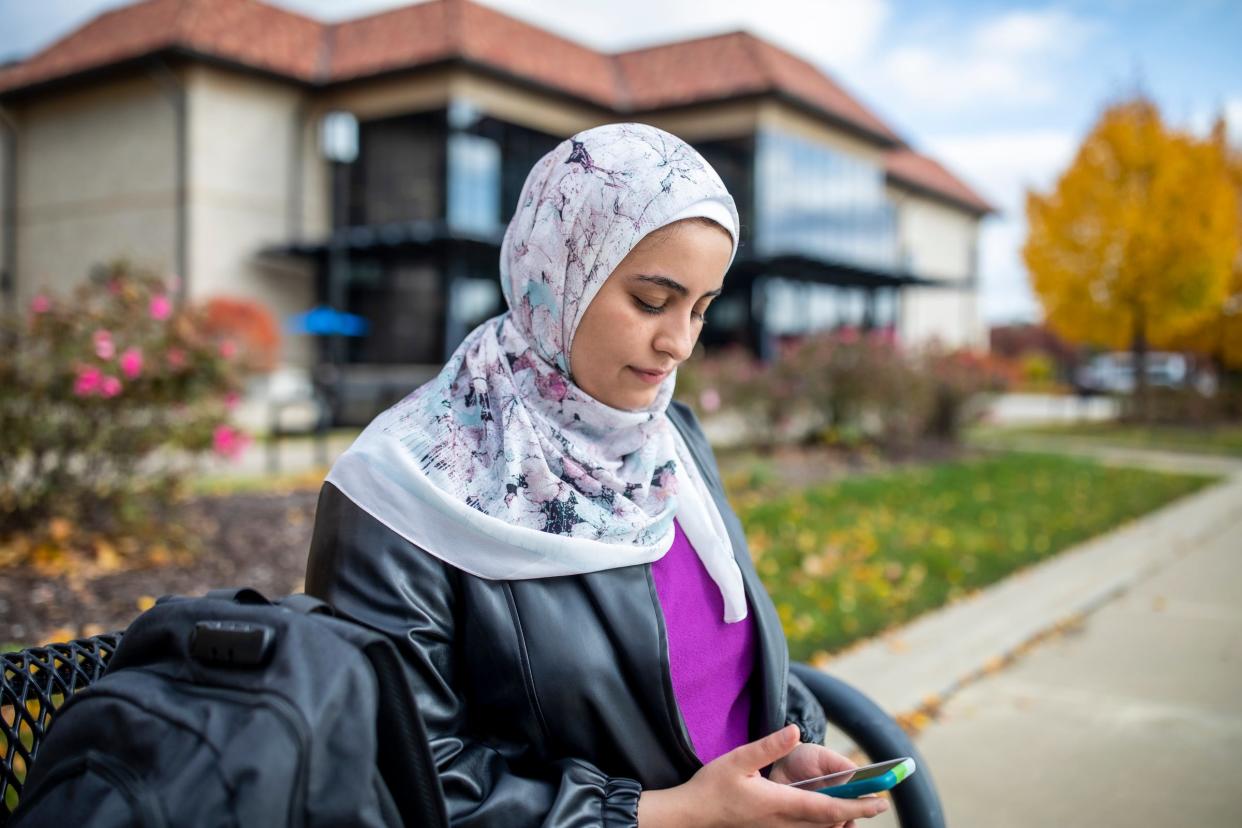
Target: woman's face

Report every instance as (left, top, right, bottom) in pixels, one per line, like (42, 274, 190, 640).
(569, 219, 733, 411)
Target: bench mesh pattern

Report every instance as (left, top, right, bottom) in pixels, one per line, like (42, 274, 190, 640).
(1, 633, 122, 821)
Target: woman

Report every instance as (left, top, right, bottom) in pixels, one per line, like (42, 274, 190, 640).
(306, 123, 889, 828)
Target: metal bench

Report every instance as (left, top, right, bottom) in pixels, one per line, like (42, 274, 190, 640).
(1, 634, 944, 827)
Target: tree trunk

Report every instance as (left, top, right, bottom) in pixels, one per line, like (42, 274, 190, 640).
(1132, 303, 1149, 422)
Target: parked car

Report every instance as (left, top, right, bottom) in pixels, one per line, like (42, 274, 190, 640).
(1074, 352, 1189, 394)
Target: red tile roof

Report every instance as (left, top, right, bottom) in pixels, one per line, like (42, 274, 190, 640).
(329, 0, 619, 106)
(0, 0, 326, 91)
(886, 149, 996, 215)
(0, 0, 894, 141)
(615, 31, 900, 144)
(0, 0, 988, 214)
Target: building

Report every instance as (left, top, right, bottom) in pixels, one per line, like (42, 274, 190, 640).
(0, 0, 995, 417)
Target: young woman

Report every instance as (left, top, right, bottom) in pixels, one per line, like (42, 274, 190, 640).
(306, 122, 889, 828)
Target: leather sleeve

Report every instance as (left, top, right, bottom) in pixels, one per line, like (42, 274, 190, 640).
(305, 482, 642, 828)
(785, 672, 829, 745)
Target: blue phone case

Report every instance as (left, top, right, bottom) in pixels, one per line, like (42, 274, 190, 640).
(816, 758, 915, 799)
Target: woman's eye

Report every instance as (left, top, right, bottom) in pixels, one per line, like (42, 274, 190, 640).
(634, 297, 665, 314)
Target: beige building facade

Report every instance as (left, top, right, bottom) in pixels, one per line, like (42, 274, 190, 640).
(0, 0, 995, 408)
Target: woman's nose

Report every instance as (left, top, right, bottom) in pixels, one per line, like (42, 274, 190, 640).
(653, 313, 695, 362)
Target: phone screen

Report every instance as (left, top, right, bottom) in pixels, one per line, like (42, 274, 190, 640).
(787, 757, 909, 789)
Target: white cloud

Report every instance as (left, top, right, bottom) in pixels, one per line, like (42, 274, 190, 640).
(870, 7, 1097, 114)
(1225, 97, 1242, 146)
(970, 9, 1091, 56)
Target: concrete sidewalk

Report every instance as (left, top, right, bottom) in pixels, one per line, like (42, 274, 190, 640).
(814, 448, 1242, 826)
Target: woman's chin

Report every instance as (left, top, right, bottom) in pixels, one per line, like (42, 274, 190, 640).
(603, 386, 661, 412)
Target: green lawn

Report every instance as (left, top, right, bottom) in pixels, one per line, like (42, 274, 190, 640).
(731, 452, 1217, 662)
(970, 422, 1242, 457)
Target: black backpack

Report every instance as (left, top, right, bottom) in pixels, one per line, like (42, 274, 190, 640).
(11, 588, 448, 828)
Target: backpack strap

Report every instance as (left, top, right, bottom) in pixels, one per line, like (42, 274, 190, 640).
(278, 593, 336, 616)
(363, 638, 450, 828)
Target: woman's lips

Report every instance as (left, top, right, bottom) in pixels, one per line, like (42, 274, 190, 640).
(628, 366, 670, 385)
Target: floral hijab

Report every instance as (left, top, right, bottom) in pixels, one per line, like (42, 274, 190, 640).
(326, 122, 747, 621)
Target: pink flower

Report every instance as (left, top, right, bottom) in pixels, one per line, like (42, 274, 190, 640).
(223, 391, 241, 411)
(99, 376, 123, 398)
(119, 347, 143, 379)
(166, 348, 187, 370)
(218, 339, 237, 360)
(212, 425, 251, 460)
(699, 387, 722, 413)
(74, 367, 102, 397)
(30, 295, 51, 314)
(93, 330, 115, 360)
(149, 294, 172, 321)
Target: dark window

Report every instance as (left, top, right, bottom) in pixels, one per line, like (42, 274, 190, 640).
(346, 110, 447, 227)
(348, 260, 444, 364)
(695, 136, 756, 249)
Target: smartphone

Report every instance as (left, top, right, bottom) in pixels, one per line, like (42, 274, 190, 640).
(787, 757, 916, 799)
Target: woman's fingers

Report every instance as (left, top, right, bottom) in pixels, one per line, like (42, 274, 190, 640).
(726, 724, 801, 773)
(781, 787, 889, 824)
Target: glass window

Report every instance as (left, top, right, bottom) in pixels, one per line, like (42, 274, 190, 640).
(447, 132, 502, 234)
(754, 130, 897, 271)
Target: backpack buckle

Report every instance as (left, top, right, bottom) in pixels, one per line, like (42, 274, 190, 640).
(190, 621, 276, 667)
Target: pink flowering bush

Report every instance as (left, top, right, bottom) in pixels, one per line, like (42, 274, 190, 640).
(676, 345, 810, 449)
(676, 329, 1008, 451)
(0, 262, 263, 565)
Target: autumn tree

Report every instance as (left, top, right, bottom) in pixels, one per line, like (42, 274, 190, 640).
(1166, 116, 1242, 375)
(1024, 98, 1239, 416)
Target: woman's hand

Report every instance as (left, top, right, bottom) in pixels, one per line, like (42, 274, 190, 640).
(769, 741, 870, 828)
(768, 739, 857, 785)
(637, 725, 889, 827)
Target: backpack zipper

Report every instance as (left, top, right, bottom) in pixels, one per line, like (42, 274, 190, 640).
(17, 749, 167, 826)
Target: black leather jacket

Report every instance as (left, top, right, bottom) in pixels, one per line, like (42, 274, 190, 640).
(305, 401, 827, 827)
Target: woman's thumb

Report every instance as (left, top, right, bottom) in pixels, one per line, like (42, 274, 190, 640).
(727, 724, 800, 772)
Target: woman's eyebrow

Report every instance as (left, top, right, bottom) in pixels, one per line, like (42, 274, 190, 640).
(633, 273, 723, 299)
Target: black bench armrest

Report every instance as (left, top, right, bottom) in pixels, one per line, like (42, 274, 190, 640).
(791, 662, 946, 828)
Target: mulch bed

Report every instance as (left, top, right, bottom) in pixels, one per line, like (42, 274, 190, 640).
(0, 489, 321, 648)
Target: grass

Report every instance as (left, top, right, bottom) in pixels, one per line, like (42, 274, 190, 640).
(731, 452, 1217, 662)
(970, 422, 1242, 457)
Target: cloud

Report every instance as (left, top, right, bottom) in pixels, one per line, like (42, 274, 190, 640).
(1225, 97, 1242, 146)
(871, 7, 1097, 113)
(969, 9, 1091, 56)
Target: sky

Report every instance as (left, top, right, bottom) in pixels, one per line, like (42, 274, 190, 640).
(2, 0, 1240, 324)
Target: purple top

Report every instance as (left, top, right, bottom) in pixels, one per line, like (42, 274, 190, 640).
(651, 519, 757, 764)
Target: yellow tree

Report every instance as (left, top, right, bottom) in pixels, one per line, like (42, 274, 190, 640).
(1024, 98, 1238, 413)
(1167, 116, 1242, 372)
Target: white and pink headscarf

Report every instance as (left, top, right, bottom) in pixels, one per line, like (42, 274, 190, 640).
(326, 123, 747, 621)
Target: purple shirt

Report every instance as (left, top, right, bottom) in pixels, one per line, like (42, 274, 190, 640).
(651, 519, 757, 764)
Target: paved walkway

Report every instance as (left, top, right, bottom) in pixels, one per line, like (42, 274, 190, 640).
(815, 446, 1242, 826)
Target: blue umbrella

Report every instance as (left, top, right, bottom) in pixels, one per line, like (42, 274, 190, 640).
(285, 305, 370, 337)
